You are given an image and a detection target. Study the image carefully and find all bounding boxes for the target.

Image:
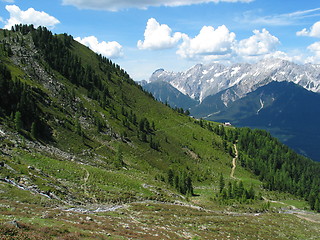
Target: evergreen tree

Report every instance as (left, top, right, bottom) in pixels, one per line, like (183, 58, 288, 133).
(141, 132, 147, 142)
(185, 175, 194, 196)
(314, 198, 320, 213)
(219, 173, 225, 193)
(167, 169, 174, 186)
(31, 121, 38, 139)
(75, 116, 82, 136)
(14, 111, 23, 131)
(139, 118, 145, 132)
(115, 147, 125, 169)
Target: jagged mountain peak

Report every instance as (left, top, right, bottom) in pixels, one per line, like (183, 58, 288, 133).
(149, 58, 320, 102)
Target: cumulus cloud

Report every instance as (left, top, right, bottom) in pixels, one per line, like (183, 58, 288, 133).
(177, 25, 236, 60)
(75, 36, 123, 59)
(137, 18, 282, 63)
(305, 42, 320, 63)
(137, 18, 184, 50)
(308, 41, 320, 53)
(236, 29, 280, 56)
(62, 0, 253, 11)
(4, 5, 60, 29)
(297, 21, 320, 38)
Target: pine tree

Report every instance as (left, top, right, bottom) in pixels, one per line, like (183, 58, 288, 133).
(115, 147, 125, 169)
(248, 184, 255, 199)
(141, 132, 147, 142)
(167, 169, 174, 186)
(14, 111, 23, 132)
(75, 117, 82, 136)
(31, 121, 38, 139)
(139, 119, 145, 132)
(219, 173, 225, 193)
(185, 175, 194, 196)
(314, 198, 320, 213)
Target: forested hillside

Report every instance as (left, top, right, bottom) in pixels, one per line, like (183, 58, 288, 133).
(0, 25, 319, 239)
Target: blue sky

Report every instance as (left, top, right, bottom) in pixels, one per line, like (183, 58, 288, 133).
(1, 0, 320, 80)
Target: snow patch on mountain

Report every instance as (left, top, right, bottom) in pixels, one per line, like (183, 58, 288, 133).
(257, 99, 264, 115)
(149, 58, 320, 103)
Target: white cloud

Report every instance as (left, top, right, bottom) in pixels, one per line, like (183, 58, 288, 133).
(305, 42, 320, 63)
(297, 21, 320, 38)
(1, 0, 15, 3)
(236, 29, 280, 56)
(241, 8, 320, 26)
(4, 5, 60, 29)
(177, 25, 236, 60)
(137, 18, 184, 50)
(308, 41, 320, 53)
(240, 51, 303, 64)
(62, 0, 253, 11)
(137, 19, 285, 63)
(75, 36, 123, 59)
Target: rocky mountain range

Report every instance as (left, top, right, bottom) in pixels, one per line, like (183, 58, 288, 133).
(149, 58, 320, 105)
(145, 59, 320, 161)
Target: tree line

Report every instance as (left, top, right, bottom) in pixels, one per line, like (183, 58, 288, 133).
(0, 62, 49, 139)
(218, 173, 256, 204)
(167, 168, 194, 196)
(235, 128, 320, 211)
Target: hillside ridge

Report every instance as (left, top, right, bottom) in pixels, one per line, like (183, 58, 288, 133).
(0, 25, 319, 239)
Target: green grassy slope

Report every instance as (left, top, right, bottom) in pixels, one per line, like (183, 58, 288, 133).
(0, 25, 319, 239)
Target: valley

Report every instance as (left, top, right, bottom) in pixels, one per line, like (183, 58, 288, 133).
(0, 25, 319, 239)
(145, 63, 320, 162)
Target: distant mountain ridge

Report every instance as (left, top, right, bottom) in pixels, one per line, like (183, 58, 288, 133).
(145, 59, 320, 161)
(142, 80, 197, 109)
(149, 58, 320, 104)
(205, 81, 320, 161)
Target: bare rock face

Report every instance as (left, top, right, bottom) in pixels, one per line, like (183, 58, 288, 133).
(149, 58, 320, 104)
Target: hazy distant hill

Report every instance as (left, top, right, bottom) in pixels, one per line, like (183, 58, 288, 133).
(143, 80, 197, 109)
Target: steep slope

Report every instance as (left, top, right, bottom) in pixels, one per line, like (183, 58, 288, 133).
(148, 60, 320, 162)
(0, 25, 259, 205)
(1, 25, 218, 202)
(0, 25, 320, 239)
(201, 81, 320, 161)
(143, 80, 197, 109)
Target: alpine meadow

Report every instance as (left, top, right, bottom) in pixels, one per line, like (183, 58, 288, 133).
(0, 25, 320, 239)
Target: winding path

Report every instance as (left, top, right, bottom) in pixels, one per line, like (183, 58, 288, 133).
(81, 165, 98, 203)
(230, 144, 238, 179)
(262, 197, 320, 223)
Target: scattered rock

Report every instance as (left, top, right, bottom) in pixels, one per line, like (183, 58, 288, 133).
(27, 165, 35, 170)
(0, 129, 5, 136)
(199, 225, 208, 231)
(123, 224, 130, 229)
(7, 220, 21, 228)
